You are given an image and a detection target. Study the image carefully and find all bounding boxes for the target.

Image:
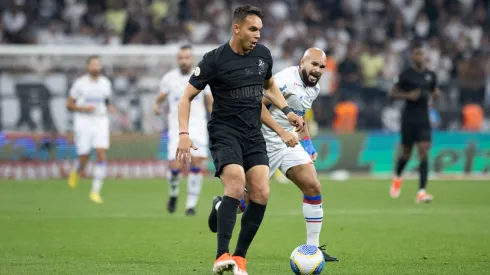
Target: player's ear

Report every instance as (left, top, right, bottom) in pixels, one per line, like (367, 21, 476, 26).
(232, 23, 240, 35)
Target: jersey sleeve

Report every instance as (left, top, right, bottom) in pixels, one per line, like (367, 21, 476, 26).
(189, 51, 216, 90)
(69, 79, 81, 99)
(159, 74, 169, 94)
(394, 71, 409, 91)
(265, 48, 274, 80)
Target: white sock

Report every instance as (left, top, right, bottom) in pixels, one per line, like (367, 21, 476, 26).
(168, 169, 181, 197)
(186, 168, 203, 209)
(303, 195, 323, 247)
(91, 161, 106, 193)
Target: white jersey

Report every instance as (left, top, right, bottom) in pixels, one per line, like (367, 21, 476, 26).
(69, 74, 112, 130)
(261, 66, 320, 151)
(159, 68, 211, 135)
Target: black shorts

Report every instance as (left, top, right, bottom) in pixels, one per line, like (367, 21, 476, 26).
(209, 127, 269, 177)
(401, 121, 431, 146)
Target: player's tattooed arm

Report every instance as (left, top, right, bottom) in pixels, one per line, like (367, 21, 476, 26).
(263, 77, 305, 132)
(260, 98, 298, 148)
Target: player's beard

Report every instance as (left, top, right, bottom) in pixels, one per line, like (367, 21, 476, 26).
(180, 64, 191, 75)
(301, 68, 320, 87)
(88, 70, 100, 78)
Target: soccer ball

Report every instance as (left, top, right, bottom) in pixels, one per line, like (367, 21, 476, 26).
(289, 244, 325, 274)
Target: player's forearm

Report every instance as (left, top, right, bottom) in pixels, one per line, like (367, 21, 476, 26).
(297, 121, 310, 140)
(261, 104, 286, 135)
(389, 88, 409, 99)
(178, 97, 191, 132)
(263, 82, 287, 110)
(155, 93, 167, 105)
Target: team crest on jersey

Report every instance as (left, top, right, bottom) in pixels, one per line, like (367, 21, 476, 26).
(425, 74, 431, 81)
(257, 59, 268, 75)
(194, 67, 201, 76)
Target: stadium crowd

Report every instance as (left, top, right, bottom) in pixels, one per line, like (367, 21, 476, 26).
(1, 0, 490, 131)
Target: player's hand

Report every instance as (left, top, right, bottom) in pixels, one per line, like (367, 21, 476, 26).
(153, 104, 161, 115)
(303, 137, 317, 161)
(279, 131, 299, 148)
(407, 89, 421, 101)
(286, 112, 305, 132)
(176, 134, 198, 164)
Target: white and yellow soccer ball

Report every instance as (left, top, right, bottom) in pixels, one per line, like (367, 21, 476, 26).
(289, 244, 325, 274)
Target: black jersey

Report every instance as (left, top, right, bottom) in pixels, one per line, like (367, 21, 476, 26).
(395, 67, 437, 124)
(189, 42, 273, 134)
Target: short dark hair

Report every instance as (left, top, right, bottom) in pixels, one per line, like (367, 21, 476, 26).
(86, 55, 100, 64)
(180, 44, 192, 50)
(410, 40, 424, 51)
(233, 5, 264, 23)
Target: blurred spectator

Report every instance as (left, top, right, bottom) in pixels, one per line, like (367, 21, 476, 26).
(2, 1, 29, 44)
(359, 42, 384, 88)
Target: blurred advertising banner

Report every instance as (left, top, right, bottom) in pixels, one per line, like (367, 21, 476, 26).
(1, 131, 489, 179)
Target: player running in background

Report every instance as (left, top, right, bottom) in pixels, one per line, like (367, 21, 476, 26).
(389, 40, 440, 203)
(67, 56, 116, 204)
(208, 48, 339, 262)
(153, 45, 213, 216)
(176, 5, 304, 275)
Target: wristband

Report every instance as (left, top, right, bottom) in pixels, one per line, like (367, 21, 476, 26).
(179, 132, 189, 135)
(281, 106, 292, 116)
(302, 136, 313, 146)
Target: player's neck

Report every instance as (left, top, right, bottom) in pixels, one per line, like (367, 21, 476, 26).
(229, 38, 250, 55)
(88, 74, 99, 81)
(412, 64, 425, 72)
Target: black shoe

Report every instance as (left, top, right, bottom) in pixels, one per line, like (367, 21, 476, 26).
(185, 208, 196, 216)
(208, 196, 222, 233)
(319, 245, 339, 262)
(167, 196, 177, 214)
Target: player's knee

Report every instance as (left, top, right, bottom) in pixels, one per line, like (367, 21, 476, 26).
(95, 150, 106, 162)
(222, 176, 246, 200)
(301, 178, 321, 197)
(418, 150, 429, 161)
(248, 182, 270, 204)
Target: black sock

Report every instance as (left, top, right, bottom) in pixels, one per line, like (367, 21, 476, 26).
(419, 159, 428, 190)
(216, 196, 239, 259)
(233, 200, 267, 258)
(395, 157, 409, 177)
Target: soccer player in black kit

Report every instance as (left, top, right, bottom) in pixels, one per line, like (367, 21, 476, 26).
(176, 5, 304, 275)
(389, 40, 440, 203)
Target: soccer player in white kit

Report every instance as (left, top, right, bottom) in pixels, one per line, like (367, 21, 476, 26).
(67, 56, 115, 204)
(208, 48, 338, 261)
(154, 45, 213, 216)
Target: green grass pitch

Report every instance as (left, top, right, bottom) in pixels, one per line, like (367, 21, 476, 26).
(1, 177, 489, 274)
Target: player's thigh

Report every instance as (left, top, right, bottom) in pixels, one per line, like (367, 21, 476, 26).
(267, 149, 286, 178)
(167, 133, 179, 161)
(400, 122, 416, 147)
(245, 164, 270, 204)
(415, 124, 432, 144)
(209, 129, 243, 178)
(74, 130, 92, 156)
(242, 131, 269, 173)
(283, 147, 321, 194)
(93, 121, 110, 151)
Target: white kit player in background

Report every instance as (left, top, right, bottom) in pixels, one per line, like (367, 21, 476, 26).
(153, 45, 213, 216)
(208, 48, 338, 261)
(67, 55, 117, 204)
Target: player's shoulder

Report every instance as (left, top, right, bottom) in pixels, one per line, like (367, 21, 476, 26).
(162, 68, 180, 79)
(274, 66, 299, 88)
(74, 74, 89, 84)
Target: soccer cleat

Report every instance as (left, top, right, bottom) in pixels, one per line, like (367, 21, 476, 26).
(89, 192, 104, 204)
(319, 245, 339, 262)
(232, 256, 248, 275)
(167, 197, 177, 213)
(185, 208, 196, 216)
(416, 191, 433, 203)
(390, 177, 402, 198)
(68, 170, 79, 189)
(213, 253, 236, 274)
(208, 196, 222, 233)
